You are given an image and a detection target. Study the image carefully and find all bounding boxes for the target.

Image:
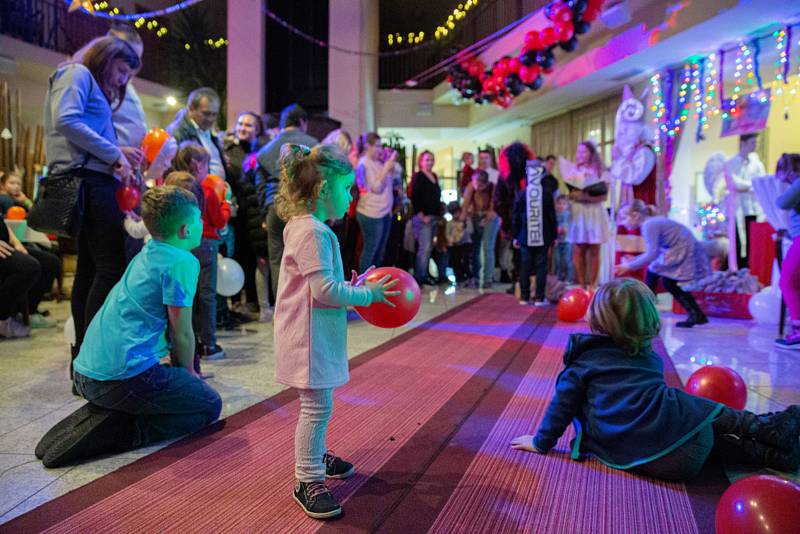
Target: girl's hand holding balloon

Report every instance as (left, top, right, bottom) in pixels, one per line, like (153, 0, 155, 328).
(366, 275, 400, 307)
(350, 266, 375, 287)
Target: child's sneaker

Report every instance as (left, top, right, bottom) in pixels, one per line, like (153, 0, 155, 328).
(775, 331, 800, 350)
(0, 316, 30, 338)
(293, 481, 342, 519)
(259, 307, 273, 323)
(323, 450, 354, 479)
(533, 300, 549, 307)
(30, 313, 57, 328)
(198, 343, 226, 360)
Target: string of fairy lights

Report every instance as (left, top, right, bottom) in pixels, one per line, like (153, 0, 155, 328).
(649, 23, 800, 152)
(387, 0, 480, 47)
(65, 0, 227, 50)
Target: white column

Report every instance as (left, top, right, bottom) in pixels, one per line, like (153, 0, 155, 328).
(227, 0, 265, 129)
(328, 0, 378, 137)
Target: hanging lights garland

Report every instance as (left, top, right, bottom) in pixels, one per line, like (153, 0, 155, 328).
(386, 0, 480, 47)
(445, 0, 603, 108)
(66, 0, 205, 21)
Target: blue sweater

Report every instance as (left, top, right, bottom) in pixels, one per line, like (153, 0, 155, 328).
(44, 64, 122, 176)
(533, 334, 722, 469)
(777, 177, 800, 239)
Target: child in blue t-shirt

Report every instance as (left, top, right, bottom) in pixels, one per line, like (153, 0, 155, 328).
(36, 186, 222, 468)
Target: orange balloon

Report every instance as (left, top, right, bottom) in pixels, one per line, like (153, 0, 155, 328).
(6, 206, 26, 220)
(141, 128, 170, 164)
(203, 174, 226, 202)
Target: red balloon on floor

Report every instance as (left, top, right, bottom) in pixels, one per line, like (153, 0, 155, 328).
(685, 366, 747, 409)
(354, 267, 420, 329)
(716, 475, 800, 534)
(557, 288, 591, 322)
(115, 185, 141, 211)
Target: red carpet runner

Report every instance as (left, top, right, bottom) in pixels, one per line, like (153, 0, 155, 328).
(3, 294, 723, 533)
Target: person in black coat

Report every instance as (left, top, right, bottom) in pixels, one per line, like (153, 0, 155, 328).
(511, 160, 558, 305)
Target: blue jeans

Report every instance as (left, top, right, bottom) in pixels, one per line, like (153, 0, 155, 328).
(554, 241, 574, 283)
(357, 212, 392, 273)
(74, 364, 222, 448)
(192, 238, 219, 346)
(519, 245, 549, 301)
(412, 215, 439, 282)
(470, 215, 500, 286)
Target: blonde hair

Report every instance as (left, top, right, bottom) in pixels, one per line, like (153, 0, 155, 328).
(578, 140, 606, 175)
(173, 141, 210, 171)
(619, 199, 657, 219)
(141, 185, 198, 239)
(164, 171, 196, 190)
(275, 143, 353, 221)
(588, 278, 661, 355)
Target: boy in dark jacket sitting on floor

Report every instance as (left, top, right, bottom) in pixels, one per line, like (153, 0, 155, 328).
(511, 278, 800, 480)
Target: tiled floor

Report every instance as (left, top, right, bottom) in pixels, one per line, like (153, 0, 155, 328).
(0, 287, 798, 524)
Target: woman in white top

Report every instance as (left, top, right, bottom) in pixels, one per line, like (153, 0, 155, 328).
(355, 132, 397, 273)
(559, 141, 611, 289)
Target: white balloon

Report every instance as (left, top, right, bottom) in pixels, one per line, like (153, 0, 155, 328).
(64, 316, 76, 345)
(217, 257, 245, 297)
(748, 286, 781, 324)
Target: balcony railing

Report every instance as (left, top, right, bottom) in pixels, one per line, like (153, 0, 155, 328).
(379, 0, 549, 89)
(0, 0, 174, 87)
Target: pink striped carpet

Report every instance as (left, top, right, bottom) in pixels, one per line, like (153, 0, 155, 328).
(2, 294, 725, 533)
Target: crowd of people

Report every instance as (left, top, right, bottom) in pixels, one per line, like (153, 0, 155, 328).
(2, 20, 800, 523)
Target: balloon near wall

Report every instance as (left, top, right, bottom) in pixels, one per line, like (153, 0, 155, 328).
(685, 366, 747, 409)
(6, 206, 26, 220)
(748, 286, 781, 325)
(64, 316, 75, 345)
(141, 128, 170, 164)
(217, 257, 245, 297)
(203, 175, 226, 202)
(716, 475, 800, 534)
(115, 185, 141, 211)
(354, 267, 421, 328)
(557, 288, 591, 322)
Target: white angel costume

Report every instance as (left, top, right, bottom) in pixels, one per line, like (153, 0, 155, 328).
(559, 157, 611, 245)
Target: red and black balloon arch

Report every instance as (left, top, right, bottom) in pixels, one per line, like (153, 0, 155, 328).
(446, 0, 603, 108)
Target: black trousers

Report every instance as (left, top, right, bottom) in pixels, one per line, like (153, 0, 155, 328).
(645, 270, 701, 313)
(520, 245, 549, 301)
(72, 171, 126, 348)
(265, 204, 285, 297)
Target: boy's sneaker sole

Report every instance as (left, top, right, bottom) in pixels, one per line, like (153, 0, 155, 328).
(774, 339, 800, 350)
(42, 405, 134, 468)
(35, 402, 94, 459)
(292, 493, 342, 519)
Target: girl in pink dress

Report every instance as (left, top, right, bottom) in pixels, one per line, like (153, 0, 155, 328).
(273, 143, 398, 519)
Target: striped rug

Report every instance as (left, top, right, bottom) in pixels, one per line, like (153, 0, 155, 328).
(2, 294, 725, 533)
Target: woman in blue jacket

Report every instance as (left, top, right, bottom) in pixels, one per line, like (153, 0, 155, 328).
(511, 278, 800, 480)
(44, 36, 140, 356)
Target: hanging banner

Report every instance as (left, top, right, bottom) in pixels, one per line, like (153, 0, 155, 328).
(720, 89, 771, 138)
(525, 160, 545, 247)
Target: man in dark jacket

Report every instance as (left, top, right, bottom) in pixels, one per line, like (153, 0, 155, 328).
(255, 104, 318, 295)
(511, 159, 558, 305)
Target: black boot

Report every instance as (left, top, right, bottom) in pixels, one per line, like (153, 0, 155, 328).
(712, 434, 800, 473)
(675, 293, 708, 328)
(713, 406, 800, 451)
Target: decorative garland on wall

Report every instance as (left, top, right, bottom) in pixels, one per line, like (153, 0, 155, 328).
(445, 0, 603, 108)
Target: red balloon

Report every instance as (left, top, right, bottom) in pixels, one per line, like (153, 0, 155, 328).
(583, 5, 601, 22)
(588, 0, 603, 8)
(141, 128, 170, 164)
(354, 267, 421, 328)
(459, 60, 471, 72)
(468, 62, 482, 78)
(203, 174, 227, 202)
(507, 57, 522, 74)
(554, 20, 574, 42)
(493, 74, 507, 89)
(552, 2, 573, 23)
(557, 288, 591, 322)
(685, 366, 747, 409)
(115, 185, 141, 211)
(541, 26, 558, 47)
(519, 64, 540, 84)
(716, 475, 800, 534)
(496, 58, 510, 78)
(524, 30, 543, 50)
(483, 77, 497, 93)
(6, 205, 26, 220)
